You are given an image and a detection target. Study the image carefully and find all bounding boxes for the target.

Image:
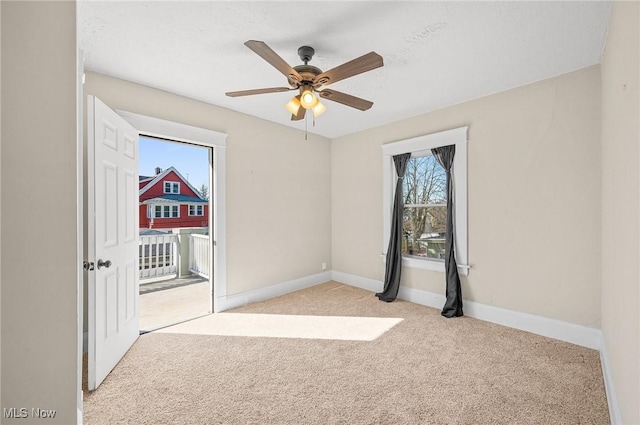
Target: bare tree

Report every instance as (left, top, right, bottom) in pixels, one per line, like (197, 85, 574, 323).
(199, 184, 209, 200)
(402, 156, 446, 255)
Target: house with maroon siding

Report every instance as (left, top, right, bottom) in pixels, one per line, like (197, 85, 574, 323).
(139, 166, 208, 229)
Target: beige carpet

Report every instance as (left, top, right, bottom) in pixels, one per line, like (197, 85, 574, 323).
(83, 281, 609, 425)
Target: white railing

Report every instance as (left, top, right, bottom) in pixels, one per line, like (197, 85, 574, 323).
(139, 234, 178, 280)
(189, 234, 210, 279)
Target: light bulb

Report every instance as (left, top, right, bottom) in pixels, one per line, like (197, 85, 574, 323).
(299, 88, 318, 109)
(302, 92, 314, 104)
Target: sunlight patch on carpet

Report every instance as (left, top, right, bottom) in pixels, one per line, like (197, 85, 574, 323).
(155, 313, 403, 341)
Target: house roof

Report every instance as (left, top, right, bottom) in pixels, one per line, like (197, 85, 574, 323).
(139, 175, 154, 182)
(141, 194, 207, 204)
(139, 166, 206, 201)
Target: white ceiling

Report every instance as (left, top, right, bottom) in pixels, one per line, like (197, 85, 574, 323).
(78, 1, 612, 139)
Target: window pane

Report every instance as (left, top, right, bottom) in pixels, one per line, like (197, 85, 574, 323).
(164, 181, 179, 194)
(402, 206, 447, 259)
(402, 155, 446, 205)
(172, 206, 178, 217)
(401, 155, 447, 260)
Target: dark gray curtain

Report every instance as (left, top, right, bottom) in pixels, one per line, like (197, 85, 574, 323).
(376, 153, 411, 302)
(431, 145, 463, 317)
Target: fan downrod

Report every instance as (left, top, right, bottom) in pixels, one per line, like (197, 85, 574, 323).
(297, 46, 315, 64)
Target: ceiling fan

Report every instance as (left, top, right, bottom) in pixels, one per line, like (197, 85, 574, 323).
(226, 40, 384, 121)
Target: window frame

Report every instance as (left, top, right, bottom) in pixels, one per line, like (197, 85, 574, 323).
(163, 181, 180, 194)
(188, 204, 204, 216)
(148, 203, 179, 218)
(382, 126, 469, 276)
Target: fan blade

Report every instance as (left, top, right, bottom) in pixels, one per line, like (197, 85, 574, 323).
(225, 87, 294, 97)
(291, 105, 306, 121)
(245, 40, 303, 84)
(314, 52, 383, 86)
(317, 89, 373, 111)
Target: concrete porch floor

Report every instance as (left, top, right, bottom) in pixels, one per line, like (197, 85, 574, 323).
(140, 275, 211, 331)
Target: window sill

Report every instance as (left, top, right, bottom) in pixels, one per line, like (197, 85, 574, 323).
(381, 254, 469, 276)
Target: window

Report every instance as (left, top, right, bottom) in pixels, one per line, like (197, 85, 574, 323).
(164, 181, 180, 194)
(403, 155, 447, 260)
(382, 126, 468, 275)
(151, 204, 179, 218)
(189, 205, 204, 216)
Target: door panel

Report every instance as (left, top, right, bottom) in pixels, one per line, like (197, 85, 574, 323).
(88, 96, 140, 390)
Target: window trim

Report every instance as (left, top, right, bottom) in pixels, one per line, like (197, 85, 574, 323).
(382, 126, 469, 276)
(148, 203, 180, 218)
(188, 204, 204, 216)
(163, 181, 180, 194)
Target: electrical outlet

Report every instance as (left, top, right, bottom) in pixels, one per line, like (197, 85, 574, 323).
(321, 262, 327, 270)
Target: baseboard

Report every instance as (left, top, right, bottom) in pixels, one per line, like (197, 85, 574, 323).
(331, 271, 382, 293)
(214, 271, 332, 313)
(464, 299, 602, 350)
(599, 335, 622, 425)
(331, 270, 602, 350)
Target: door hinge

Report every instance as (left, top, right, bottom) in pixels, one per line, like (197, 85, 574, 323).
(83, 261, 95, 271)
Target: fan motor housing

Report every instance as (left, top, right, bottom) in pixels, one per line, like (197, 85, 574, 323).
(290, 64, 322, 87)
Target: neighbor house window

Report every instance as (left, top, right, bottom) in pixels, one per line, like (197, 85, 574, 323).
(152, 204, 179, 218)
(189, 205, 204, 216)
(164, 181, 180, 194)
(382, 126, 469, 275)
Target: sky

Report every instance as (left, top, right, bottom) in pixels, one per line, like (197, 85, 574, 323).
(139, 136, 210, 191)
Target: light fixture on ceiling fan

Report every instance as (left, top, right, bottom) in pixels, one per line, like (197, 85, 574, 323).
(285, 87, 327, 118)
(226, 41, 383, 121)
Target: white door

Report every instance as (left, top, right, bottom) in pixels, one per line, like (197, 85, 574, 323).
(87, 96, 140, 390)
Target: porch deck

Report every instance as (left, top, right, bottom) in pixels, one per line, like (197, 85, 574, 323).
(140, 275, 210, 331)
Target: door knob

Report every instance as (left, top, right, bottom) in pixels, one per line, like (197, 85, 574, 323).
(97, 259, 112, 269)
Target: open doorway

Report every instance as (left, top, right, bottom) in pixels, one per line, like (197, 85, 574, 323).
(138, 135, 213, 331)
(83, 99, 227, 395)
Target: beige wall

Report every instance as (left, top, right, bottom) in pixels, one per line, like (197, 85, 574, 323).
(83, 72, 332, 297)
(601, 2, 640, 424)
(332, 66, 602, 326)
(1, 2, 79, 424)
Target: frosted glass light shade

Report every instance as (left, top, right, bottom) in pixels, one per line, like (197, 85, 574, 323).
(285, 96, 301, 115)
(312, 100, 327, 117)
